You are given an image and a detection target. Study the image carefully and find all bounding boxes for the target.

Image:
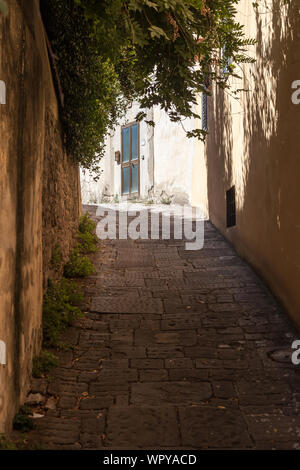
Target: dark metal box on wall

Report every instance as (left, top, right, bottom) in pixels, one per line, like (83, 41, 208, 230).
(115, 150, 121, 164)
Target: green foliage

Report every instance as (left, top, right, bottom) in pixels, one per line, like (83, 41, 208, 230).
(0, 434, 45, 450)
(78, 213, 98, 253)
(43, 215, 96, 348)
(40, 0, 255, 171)
(0, 435, 17, 450)
(13, 407, 35, 433)
(32, 351, 59, 378)
(78, 232, 98, 254)
(50, 243, 62, 272)
(161, 196, 172, 205)
(63, 249, 96, 278)
(79, 213, 97, 235)
(40, 0, 128, 172)
(43, 278, 83, 348)
(0, 0, 8, 16)
(78, 231, 98, 254)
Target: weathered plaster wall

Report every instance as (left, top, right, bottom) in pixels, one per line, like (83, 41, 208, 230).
(0, 0, 81, 433)
(200, 0, 300, 328)
(151, 106, 195, 204)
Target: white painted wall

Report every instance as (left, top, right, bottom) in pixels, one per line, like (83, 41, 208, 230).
(81, 101, 205, 206)
(152, 106, 195, 204)
(80, 134, 111, 204)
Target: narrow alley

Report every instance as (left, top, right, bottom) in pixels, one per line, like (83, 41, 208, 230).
(1, 0, 300, 457)
(27, 205, 300, 450)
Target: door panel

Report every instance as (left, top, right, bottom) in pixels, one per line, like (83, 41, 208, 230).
(131, 124, 139, 161)
(121, 123, 139, 196)
(122, 127, 130, 163)
(131, 164, 139, 193)
(122, 167, 130, 195)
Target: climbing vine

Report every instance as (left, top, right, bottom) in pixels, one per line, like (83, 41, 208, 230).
(40, 0, 256, 171)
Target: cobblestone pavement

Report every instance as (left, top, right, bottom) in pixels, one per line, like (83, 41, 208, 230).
(28, 205, 300, 449)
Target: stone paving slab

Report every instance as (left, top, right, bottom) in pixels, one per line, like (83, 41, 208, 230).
(178, 406, 253, 449)
(131, 381, 212, 405)
(25, 206, 300, 450)
(106, 407, 180, 449)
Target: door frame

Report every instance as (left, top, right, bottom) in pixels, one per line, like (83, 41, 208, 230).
(121, 121, 140, 197)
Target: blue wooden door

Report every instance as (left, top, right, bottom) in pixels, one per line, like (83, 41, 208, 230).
(121, 123, 139, 196)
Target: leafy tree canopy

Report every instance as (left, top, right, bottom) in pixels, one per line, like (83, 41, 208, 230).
(41, 0, 255, 171)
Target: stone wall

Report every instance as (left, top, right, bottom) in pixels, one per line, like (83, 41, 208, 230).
(43, 110, 81, 286)
(0, 0, 81, 433)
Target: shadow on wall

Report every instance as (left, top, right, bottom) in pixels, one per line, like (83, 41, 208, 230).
(205, 0, 300, 327)
(206, 82, 234, 224)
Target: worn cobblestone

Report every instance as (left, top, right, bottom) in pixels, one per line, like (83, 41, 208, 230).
(26, 211, 300, 449)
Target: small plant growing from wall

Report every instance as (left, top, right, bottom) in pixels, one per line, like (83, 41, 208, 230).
(77, 213, 98, 254)
(32, 351, 59, 379)
(50, 243, 63, 272)
(161, 196, 172, 205)
(0, 0, 8, 16)
(42, 278, 83, 349)
(63, 213, 98, 277)
(0, 435, 17, 450)
(63, 249, 96, 278)
(13, 406, 35, 433)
